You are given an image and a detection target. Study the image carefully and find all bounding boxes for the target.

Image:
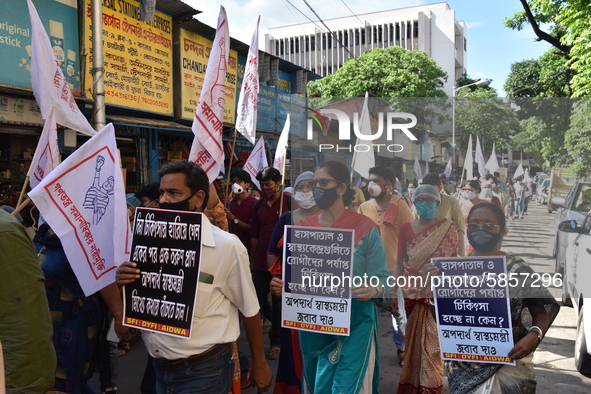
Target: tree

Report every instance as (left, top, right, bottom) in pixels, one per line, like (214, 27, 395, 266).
(307, 46, 448, 98)
(503, 49, 573, 167)
(504, 0, 591, 96)
(565, 99, 591, 177)
(307, 46, 449, 129)
(454, 87, 520, 155)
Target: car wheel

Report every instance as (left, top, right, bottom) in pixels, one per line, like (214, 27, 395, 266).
(575, 307, 591, 376)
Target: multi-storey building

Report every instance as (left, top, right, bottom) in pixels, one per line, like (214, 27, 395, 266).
(265, 2, 467, 95)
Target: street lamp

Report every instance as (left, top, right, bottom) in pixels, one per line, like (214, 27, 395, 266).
(451, 78, 490, 164)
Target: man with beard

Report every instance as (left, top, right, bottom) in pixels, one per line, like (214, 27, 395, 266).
(359, 165, 413, 367)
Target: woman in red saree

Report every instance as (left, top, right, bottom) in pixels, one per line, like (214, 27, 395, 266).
(391, 185, 459, 394)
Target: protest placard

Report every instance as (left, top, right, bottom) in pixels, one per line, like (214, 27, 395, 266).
(122, 208, 203, 339)
(432, 256, 515, 365)
(282, 225, 354, 336)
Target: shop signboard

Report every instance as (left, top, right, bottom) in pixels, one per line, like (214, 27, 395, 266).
(84, 0, 174, 115)
(179, 28, 238, 124)
(0, 0, 82, 95)
(0, 95, 43, 126)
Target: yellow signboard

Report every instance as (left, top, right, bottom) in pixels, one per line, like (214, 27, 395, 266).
(84, 0, 173, 115)
(179, 28, 237, 123)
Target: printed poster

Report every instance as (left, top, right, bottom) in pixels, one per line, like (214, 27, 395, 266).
(123, 208, 203, 339)
(282, 225, 354, 336)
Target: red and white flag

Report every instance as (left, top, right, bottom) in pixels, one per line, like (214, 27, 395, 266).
(29, 124, 130, 296)
(27, 0, 95, 137)
(243, 136, 268, 190)
(27, 106, 60, 190)
(235, 17, 260, 145)
(273, 114, 290, 175)
(189, 6, 230, 183)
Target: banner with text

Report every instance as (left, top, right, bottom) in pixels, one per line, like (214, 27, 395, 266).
(123, 208, 203, 339)
(0, 0, 82, 94)
(433, 256, 515, 365)
(282, 225, 354, 336)
(84, 0, 173, 115)
(179, 28, 237, 123)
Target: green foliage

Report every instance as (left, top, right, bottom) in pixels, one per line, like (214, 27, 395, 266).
(565, 99, 591, 177)
(504, 0, 591, 97)
(307, 46, 448, 98)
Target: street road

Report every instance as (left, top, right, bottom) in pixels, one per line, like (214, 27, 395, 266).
(92, 203, 591, 393)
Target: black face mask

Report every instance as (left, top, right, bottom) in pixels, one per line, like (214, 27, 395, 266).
(313, 187, 340, 210)
(158, 193, 195, 212)
(467, 230, 502, 253)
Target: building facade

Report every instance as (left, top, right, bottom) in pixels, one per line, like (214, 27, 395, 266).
(265, 2, 467, 96)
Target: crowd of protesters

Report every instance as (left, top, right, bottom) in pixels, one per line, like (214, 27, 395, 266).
(0, 161, 556, 394)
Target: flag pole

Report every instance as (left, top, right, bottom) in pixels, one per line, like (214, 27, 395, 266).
(15, 176, 30, 208)
(12, 198, 32, 217)
(279, 150, 287, 215)
(225, 128, 238, 205)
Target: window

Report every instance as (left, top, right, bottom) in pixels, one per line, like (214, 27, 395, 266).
(379, 25, 383, 42)
(355, 29, 360, 45)
(323, 34, 326, 49)
(275, 41, 279, 55)
(280, 40, 284, 55)
(373, 26, 377, 43)
(573, 184, 591, 212)
(407, 23, 411, 39)
(305, 37, 309, 52)
(389, 23, 394, 41)
(311, 36, 316, 51)
(395, 23, 400, 40)
(344, 31, 348, 46)
(413, 21, 419, 38)
(290, 38, 294, 54)
(361, 28, 365, 44)
(328, 34, 332, 49)
(295, 38, 299, 53)
(464, 37, 467, 51)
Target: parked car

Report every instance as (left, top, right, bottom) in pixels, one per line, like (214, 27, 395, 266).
(548, 167, 576, 213)
(553, 178, 591, 291)
(558, 215, 591, 376)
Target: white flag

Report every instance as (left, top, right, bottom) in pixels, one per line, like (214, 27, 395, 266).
(444, 158, 452, 178)
(29, 124, 130, 296)
(351, 93, 375, 179)
(189, 6, 230, 183)
(273, 114, 290, 175)
(243, 136, 268, 190)
(514, 163, 524, 179)
(464, 135, 474, 181)
(414, 157, 422, 180)
(27, 0, 95, 137)
(475, 136, 487, 178)
(235, 17, 260, 145)
(27, 107, 60, 190)
(485, 143, 500, 174)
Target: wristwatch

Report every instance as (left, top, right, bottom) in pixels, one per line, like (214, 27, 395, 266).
(529, 325, 543, 342)
(234, 218, 239, 224)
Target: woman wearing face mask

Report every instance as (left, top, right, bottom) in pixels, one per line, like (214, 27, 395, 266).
(266, 171, 319, 393)
(393, 185, 459, 394)
(446, 203, 559, 393)
(405, 180, 418, 205)
(479, 180, 501, 206)
(458, 180, 483, 256)
(296, 161, 389, 394)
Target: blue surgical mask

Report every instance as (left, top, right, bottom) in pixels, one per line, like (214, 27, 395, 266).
(483, 188, 493, 196)
(415, 202, 437, 220)
(463, 191, 476, 199)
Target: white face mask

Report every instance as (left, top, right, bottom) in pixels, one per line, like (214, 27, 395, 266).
(483, 188, 493, 196)
(294, 191, 316, 209)
(232, 183, 245, 195)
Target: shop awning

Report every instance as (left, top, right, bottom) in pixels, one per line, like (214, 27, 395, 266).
(107, 115, 191, 133)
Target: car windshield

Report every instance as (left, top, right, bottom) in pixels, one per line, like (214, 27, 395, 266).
(573, 183, 591, 212)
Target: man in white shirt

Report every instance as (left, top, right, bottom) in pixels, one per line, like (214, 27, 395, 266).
(116, 160, 272, 394)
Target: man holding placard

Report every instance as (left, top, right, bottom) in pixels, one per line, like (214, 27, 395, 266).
(116, 160, 272, 394)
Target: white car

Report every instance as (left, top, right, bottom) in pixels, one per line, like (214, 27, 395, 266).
(560, 214, 591, 376)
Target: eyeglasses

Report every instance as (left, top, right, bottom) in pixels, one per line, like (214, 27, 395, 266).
(467, 223, 502, 232)
(310, 178, 343, 188)
(414, 197, 437, 203)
